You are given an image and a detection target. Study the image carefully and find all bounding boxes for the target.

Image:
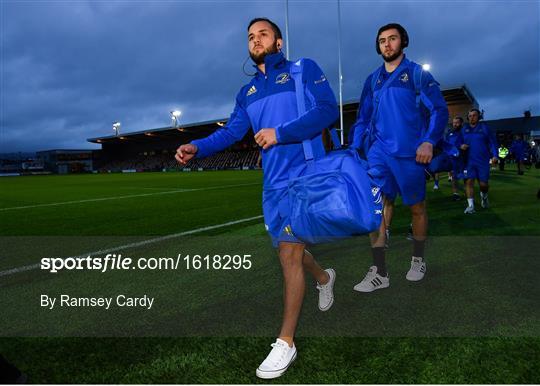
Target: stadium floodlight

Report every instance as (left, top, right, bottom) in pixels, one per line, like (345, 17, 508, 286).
(422, 63, 431, 71)
(170, 110, 182, 128)
(112, 122, 121, 136)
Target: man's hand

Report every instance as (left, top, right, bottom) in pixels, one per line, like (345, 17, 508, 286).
(460, 144, 469, 150)
(416, 142, 433, 164)
(490, 157, 498, 164)
(254, 128, 278, 150)
(175, 143, 198, 165)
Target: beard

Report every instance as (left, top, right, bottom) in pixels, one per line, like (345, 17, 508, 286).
(382, 47, 403, 63)
(250, 41, 280, 65)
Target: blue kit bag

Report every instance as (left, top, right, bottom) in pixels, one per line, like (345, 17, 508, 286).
(287, 60, 382, 244)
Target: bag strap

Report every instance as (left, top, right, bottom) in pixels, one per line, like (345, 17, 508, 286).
(370, 61, 406, 119)
(329, 128, 341, 150)
(290, 59, 315, 162)
(368, 60, 408, 141)
(410, 62, 423, 109)
(370, 67, 382, 94)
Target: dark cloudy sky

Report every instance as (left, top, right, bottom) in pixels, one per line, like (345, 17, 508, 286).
(1, 0, 539, 152)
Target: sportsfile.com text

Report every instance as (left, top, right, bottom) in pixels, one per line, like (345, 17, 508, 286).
(40, 253, 253, 273)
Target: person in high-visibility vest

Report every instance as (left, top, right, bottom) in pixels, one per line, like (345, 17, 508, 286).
(498, 144, 509, 171)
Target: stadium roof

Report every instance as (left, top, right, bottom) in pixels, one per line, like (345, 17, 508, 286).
(441, 84, 478, 107)
(87, 117, 228, 144)
(87, 85, 478, 145)
(37, 149, 96, 153)
(484, 115, 540, 134)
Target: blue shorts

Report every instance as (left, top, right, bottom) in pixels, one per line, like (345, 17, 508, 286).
(463, 162, 490, 183)
(367, 142, 426, 206)
(262, 187, 302, 248)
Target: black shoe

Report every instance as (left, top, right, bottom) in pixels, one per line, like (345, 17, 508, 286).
(406, 224, 414, 241)
(452, 193, 461, 201)
(0, 355, 27, 384)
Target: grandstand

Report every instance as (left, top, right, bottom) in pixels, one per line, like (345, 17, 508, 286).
(84, 85, 538, 174)
(87, 117, 261, 172)
(96, 148, 260, 173)
(87, 86, 478, 173)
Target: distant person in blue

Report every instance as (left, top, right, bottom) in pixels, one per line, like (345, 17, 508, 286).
(460, 108, 498, 213)
(510, 134, 530, 175)
(175, 18, 339, 379)
(446, 116, 465, 200)
(350, 23, 448, 291)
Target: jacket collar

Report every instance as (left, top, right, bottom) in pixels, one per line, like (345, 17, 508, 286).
(253, 51, 287, 77)
(381, 54, 409, 75)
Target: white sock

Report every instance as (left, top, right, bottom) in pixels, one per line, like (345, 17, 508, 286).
(480, 192, 488, 199)
(467, 198, 474, 207)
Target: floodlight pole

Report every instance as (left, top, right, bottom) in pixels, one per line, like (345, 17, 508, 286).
(337, 0, 344, 145)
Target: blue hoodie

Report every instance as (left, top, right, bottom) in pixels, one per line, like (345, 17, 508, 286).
(191, 52, 338, 189)
(350, 56, 448, 157)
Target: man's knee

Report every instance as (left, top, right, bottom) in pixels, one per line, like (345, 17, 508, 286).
(410, 201, 426, 217)
(279, 242, 305, 269)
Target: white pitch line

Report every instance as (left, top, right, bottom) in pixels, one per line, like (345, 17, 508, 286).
(0, 182, 259, 211)
(0, 215, 264, 278)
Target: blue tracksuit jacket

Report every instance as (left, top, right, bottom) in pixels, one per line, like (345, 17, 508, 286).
(460, 122, 498, 165)
(350, 56, 448, 157)
(191, 52, 338, 189)
(510, 139, 529, 161)
(445, 129, 463, 148)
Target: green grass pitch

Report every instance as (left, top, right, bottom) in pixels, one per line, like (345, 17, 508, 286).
(0, 166, 539, 383)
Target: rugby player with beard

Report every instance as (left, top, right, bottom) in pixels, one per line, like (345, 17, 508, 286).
(176, 18, 339, 379)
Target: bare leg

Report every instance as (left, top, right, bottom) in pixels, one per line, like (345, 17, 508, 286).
(383, 197, 394, 230)
(302, 249, 328, 284)
(410, 200, 427, 242)
(479, 181, 489, 194)
(369, 215, 387, 248)
(277, 242, 306, 346)
(465, 178, 474, 199)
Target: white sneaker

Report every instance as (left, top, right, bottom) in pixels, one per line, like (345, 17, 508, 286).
(316, 268, 335, 311)
(256, 338, 297, 379)
(481, 196, 489, 208)
(406, 257, 426, 281)
(464, 206, 475, 214)
(353, 266, 389, 293)
(433, 184, 439, 190)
